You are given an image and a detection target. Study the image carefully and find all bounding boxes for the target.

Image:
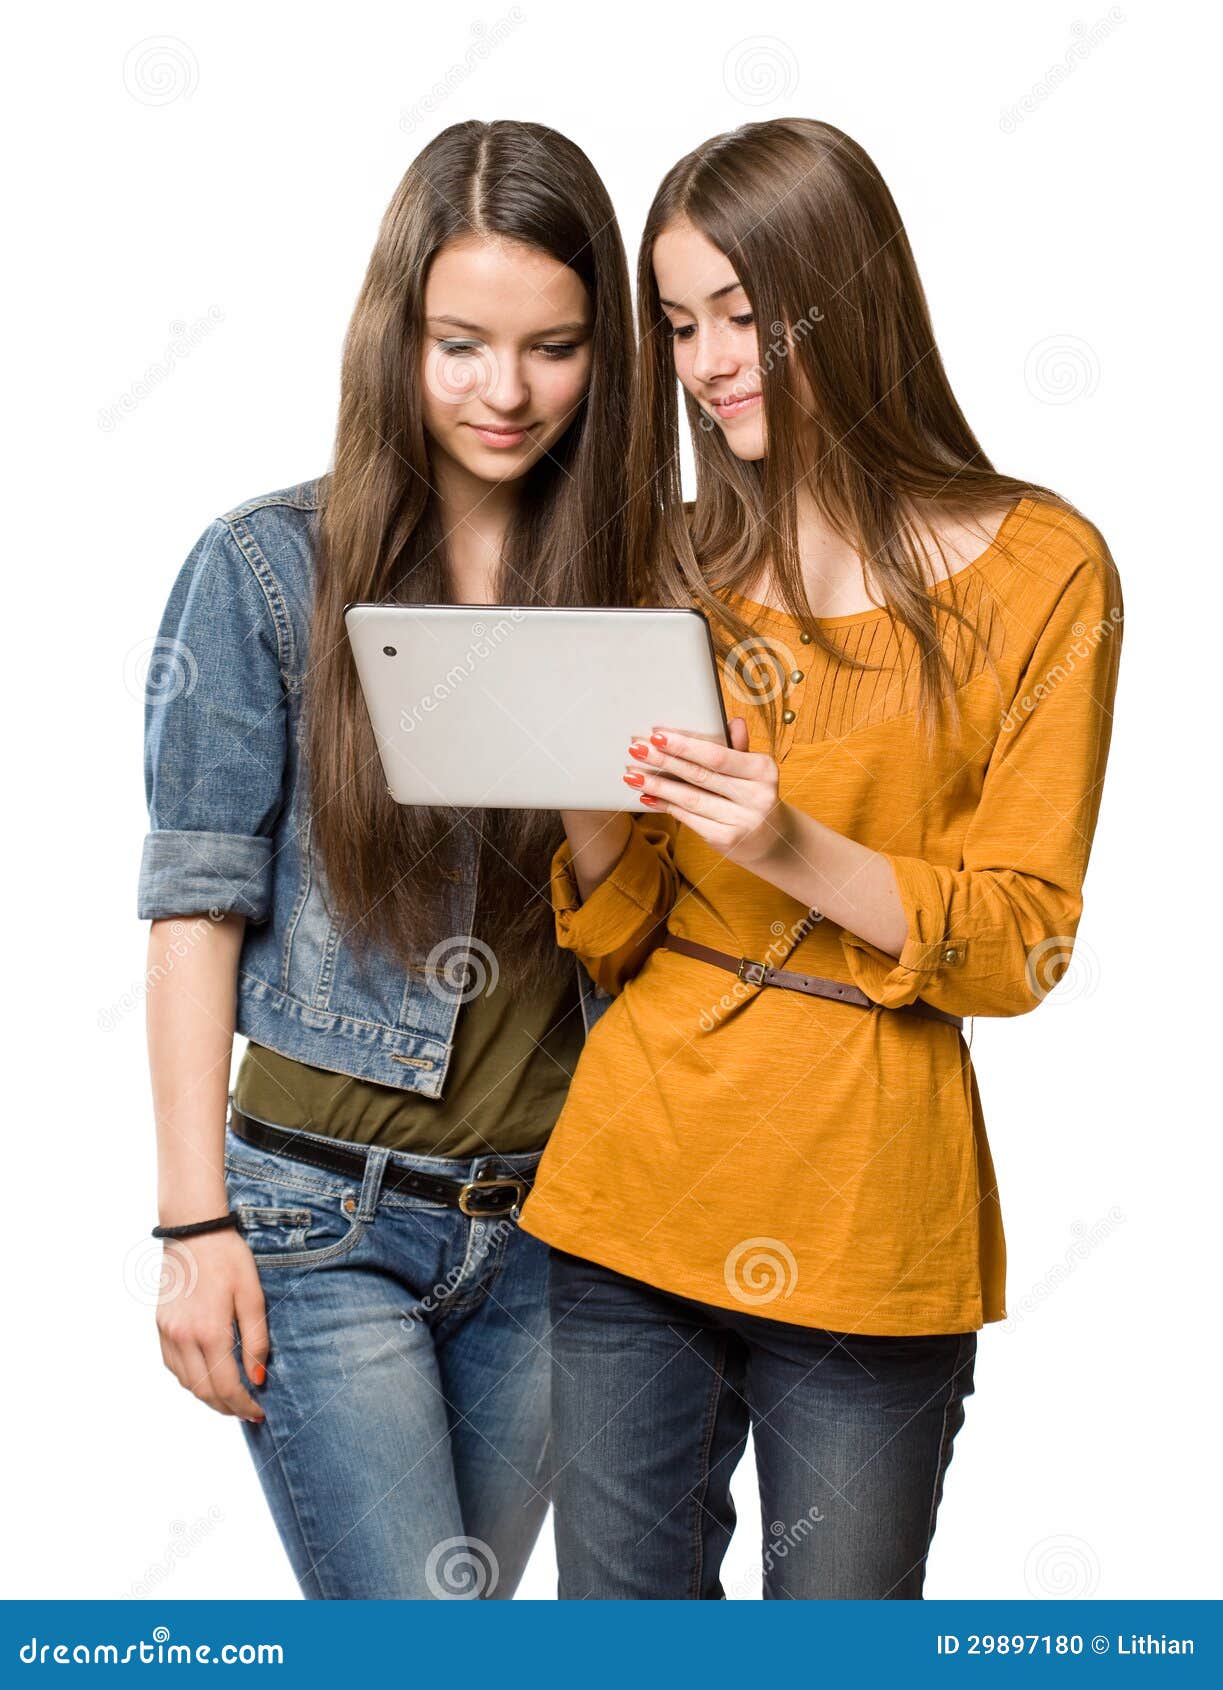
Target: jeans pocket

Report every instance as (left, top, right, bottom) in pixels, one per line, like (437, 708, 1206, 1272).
(224, 1156, 366, 1269)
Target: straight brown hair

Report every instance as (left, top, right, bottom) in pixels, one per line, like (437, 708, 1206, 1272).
(305, 120, 634, 995)
(628, 118, 1091, 743)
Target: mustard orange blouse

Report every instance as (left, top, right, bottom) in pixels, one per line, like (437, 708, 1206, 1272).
(517, 498, 1123, 1335)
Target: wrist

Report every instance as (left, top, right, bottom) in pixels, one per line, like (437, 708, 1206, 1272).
(158, 1182, 230, 1230)
(746, 800, 809, 881)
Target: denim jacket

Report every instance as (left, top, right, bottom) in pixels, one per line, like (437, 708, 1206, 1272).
(137, 477, 612, 1094)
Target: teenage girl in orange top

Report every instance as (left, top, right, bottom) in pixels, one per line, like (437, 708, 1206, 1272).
(519, 119, 1123, 1599)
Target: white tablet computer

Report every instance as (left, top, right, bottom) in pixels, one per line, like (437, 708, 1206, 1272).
(344, 603, 730, 810)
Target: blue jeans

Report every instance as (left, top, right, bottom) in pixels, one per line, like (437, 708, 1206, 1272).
(223, 1115, 552, 1599)
(548, 1249, 976, 1600)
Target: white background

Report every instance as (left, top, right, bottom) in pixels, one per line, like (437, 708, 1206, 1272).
(5, 0, 1219, 1601)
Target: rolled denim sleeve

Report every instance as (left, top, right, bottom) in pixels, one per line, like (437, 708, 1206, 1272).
(137, 519, 288, 922)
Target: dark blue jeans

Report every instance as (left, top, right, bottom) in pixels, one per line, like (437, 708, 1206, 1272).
(547, 1248, 977, 1599)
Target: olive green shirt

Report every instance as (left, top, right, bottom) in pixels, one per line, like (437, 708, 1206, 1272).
(233, 962, 585, 1159)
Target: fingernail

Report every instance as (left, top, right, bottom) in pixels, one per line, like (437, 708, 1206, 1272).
(649, 733, 667, 748)
(251, 1363, 266, 1385)
(640, 795, 659, 805)
(246, 1415, 265, 1425)
(623, 771, 645, 787)
(627, 741, 649, 760)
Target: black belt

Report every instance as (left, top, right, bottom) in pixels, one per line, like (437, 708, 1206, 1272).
(228, 1107, 533, 1218)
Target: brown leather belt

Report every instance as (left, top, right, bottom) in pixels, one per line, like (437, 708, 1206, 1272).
(659, 932, 963, 1031)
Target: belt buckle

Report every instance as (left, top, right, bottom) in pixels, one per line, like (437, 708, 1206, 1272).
(458, 1176, 529, 1218)
(736, 956, 767, 985)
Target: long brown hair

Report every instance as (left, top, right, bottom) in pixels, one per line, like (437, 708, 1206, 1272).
(628, 117, 1085, 741)
(306, 120, 634, 995)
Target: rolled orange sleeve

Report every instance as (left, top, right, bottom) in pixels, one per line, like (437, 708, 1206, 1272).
(551, 815, 680, 998)
(841, 554, 1123, 1018)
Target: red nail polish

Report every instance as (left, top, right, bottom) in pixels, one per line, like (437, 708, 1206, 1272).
(649, 733, 667, 748)
(640, 794, 659, 805)
(628, 742, 648, 760)
(623, 771, 645, 787)
(251, 1363, 266, 1386)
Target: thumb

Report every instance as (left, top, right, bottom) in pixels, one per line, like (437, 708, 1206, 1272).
(728, 716, 751, 752)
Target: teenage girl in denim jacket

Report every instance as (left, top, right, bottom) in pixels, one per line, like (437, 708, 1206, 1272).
(140, 120, 633, 1599)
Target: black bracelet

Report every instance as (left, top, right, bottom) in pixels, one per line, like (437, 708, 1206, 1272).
(152, 1210, 242, 1240)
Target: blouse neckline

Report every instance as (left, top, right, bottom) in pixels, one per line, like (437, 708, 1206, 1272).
(720, 496, 1032, 630)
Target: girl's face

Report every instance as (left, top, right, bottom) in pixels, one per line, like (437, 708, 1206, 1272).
(420, 234, 593, 486)
(653, 217, 767, 462)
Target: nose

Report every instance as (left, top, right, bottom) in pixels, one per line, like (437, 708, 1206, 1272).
(690, 321, 741, 387)
(481, 350, 530, 415)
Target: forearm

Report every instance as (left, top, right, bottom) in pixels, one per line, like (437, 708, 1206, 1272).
(558, 809, 632, 904)
(753, 803, 908, 957)
(147, 913, 245, 1225)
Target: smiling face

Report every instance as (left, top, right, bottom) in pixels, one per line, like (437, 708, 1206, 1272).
(653, 218, 768, 462)
(420, 233, 594, 485)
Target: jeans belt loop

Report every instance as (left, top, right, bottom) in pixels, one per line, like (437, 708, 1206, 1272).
(357, 1145, 390, 1221)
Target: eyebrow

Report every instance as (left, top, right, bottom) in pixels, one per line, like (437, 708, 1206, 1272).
(427, 315, 589, 335)
(657, 280, 746, 310)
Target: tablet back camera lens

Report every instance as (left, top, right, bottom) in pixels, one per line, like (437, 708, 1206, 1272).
(382, 646, 397, 657)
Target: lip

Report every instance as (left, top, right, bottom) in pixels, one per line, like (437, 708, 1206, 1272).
(466, 422, 533, 448)
(708, 391, 763, 420)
